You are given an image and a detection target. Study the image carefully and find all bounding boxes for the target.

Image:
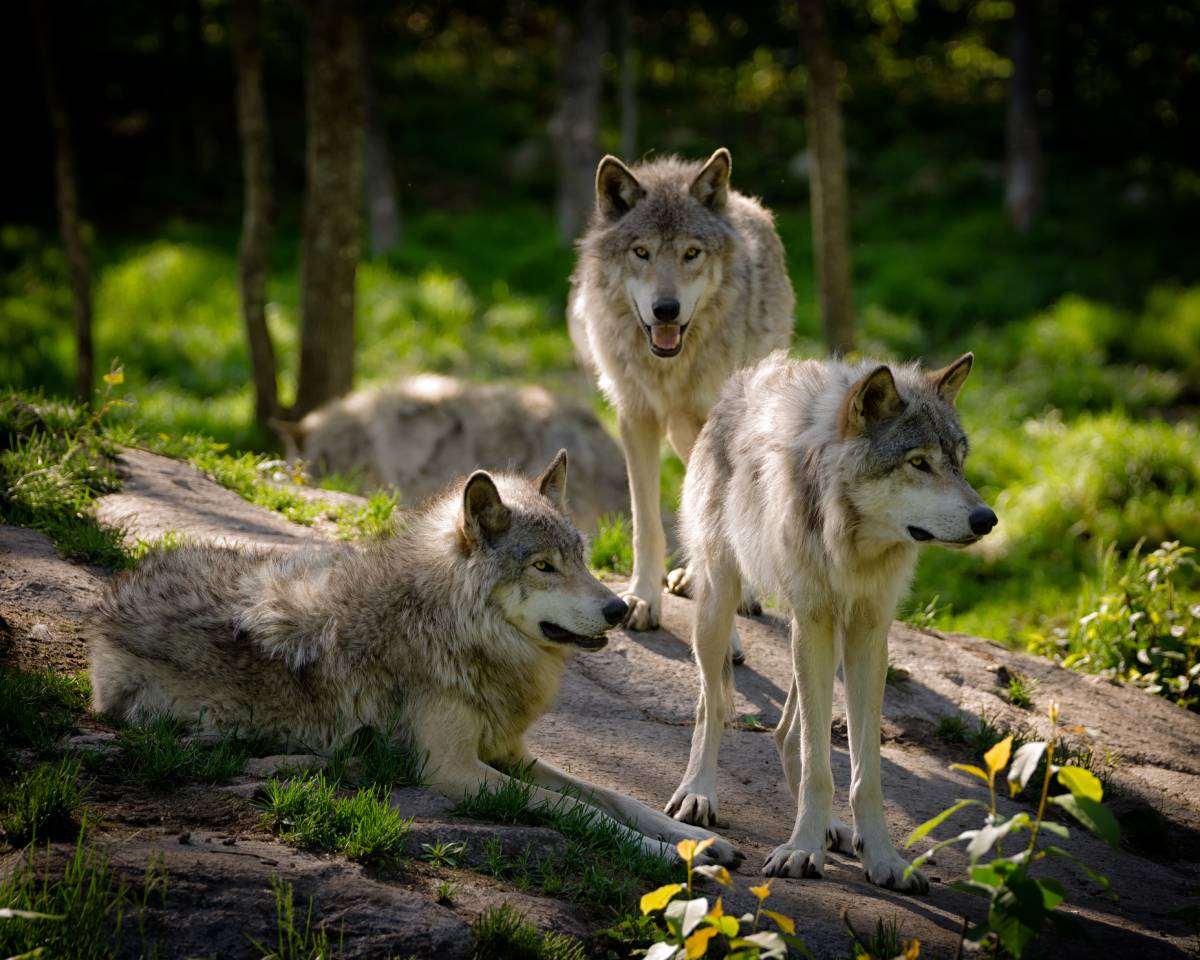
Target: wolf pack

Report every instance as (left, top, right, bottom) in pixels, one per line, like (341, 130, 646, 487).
(92, 148, 997, 894)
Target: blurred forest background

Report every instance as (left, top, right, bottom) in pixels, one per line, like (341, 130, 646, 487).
(3, 1, 1198, 701)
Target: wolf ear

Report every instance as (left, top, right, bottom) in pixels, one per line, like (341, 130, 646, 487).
(596, 156, 644, 221)
(461, 471, 511, 545)
(536, 449, 568, 512)
(690, 148, 732, 211)
(840, 365, 906, 437)
(270, 418, 307, 459)
(928, 352, 974, 406)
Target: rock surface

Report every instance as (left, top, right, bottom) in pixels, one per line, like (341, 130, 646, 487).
(3, 448, 1198, 958)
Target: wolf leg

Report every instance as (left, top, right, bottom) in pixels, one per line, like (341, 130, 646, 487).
(522, 756, 743, 868)
(665, 556, 740, 827)
(843, 614, 929, 894)
(667, 567, 749, 664)
(618, 411, 666, 630)
(763, 612, 836, 878)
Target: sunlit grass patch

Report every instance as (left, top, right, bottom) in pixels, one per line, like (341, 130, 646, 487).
(115, 716, 263, 787)
(470, 903, 585, 960)
(589, 514, 632, 576)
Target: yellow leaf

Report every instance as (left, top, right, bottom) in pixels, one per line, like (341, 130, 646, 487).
(902, 938, 921, 959)
(676, 837, 715, 863)
(762, 909, 796, 934)
(984, 735, 1013, 780)
(694, 864, 732, 886)
(706, 897, 724, 920)
(1047, 702, 1060, 724)
(157, 433, 170, 441)
(685, 927, 718, 959)
(102, 370, 124, 386)
(639, 883, 683, 915)
(949, 763, 990, 785)
(749, 882, 772, 901)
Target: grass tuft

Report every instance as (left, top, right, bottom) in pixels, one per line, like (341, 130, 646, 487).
(1, 758, 88, 845)
(589, 514, 632, 576)
(0, 666, 89, 763)
(324, 723, 427, 790)
(470, 903, 585, 960)
(248, 874, 338, 960)
(115, 715, 263, 786)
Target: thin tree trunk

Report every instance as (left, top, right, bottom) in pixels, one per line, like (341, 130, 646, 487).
(231, 0, 278, 427)
(33, 2, 93, 404)
(797, 0, 856, 356)
(1005, 0, 1042, 232)
(293, 0, 366, 418)
(362, 33, 401, 257)
(551, 0, 606, 244)
(617, 0, 637, 161)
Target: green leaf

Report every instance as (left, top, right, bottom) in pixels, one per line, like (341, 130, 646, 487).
(1057, 765, 1103, 802)
(966, 814, 1031, 864)
(1006, 742, 1047, 797)
(904, 798, 985, 847)
(1051, 794, 1120, 849)
(990, 872, 1054, 959)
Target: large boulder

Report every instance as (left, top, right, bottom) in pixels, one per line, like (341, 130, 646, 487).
(276, 375, 629, 532)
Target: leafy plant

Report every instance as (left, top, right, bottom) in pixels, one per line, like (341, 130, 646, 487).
(435, 881, 458, 905)
(248, 874, 339, 960)
(637, 838, 809, 959)
(421, 840, 468, 868)
(905, 703, 1120, 958)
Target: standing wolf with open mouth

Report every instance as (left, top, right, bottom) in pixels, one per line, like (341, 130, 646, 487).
(666, 351, 998, 892)
(568, 149, 795, 637)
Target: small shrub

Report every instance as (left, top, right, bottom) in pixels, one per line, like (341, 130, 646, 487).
(1, 758, 88, 845)
(421, 840, 467, 868)
(470, 903, 585, 960)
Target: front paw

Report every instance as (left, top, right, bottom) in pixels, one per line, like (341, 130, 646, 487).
(666, 566, 693, 597)
(826, 816, 854, 854)
(665, 785, 719, 827)
(692, 832, 745, 869)
(763, 842, 825, 878)
(859, 840, 929, 894)
(620, 588, 661, 630)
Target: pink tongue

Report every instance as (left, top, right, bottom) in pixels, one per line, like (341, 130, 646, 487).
(651, 325, 681, 350)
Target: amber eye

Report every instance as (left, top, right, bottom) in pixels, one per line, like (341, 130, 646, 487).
(633, 246, 650, 260)
(908, 456, 932, 473)
(683, 247, 701, 261)
(533, 559, 556, 573)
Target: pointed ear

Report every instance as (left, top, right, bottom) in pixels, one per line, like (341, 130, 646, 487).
(461, 471, 511, 545)
(839, 365, 907, 437)
(595, 156, 644, 221)
(536, 449, 568, 512)
(928, 352, 974, 405)
(690, 147, 731, 210)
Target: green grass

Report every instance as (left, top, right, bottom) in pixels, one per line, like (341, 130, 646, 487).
(248, 874, 339, 960)
(846, 915, 906, 960)
(470, 903, 585, 960)
(0, 824, 167, 960)
(323, 723, 428, 791)
(0, 666, 89, 761)
(1006, 673, 1037, 710)
(0, 758, 88, 845)
(452, 774, 677, 912)
(115, 715, 263, 787)
(589, 514, 633, 577)
(257, 773, 413, 866)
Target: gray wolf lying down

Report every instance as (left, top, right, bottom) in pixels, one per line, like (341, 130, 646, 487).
(91, 452, 741, 866)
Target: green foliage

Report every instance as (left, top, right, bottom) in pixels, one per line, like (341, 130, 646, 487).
(420, 840, 467, 868)
(1005, 674, 1037, 711)
(935, 714, 969, 746)
(248, 874, 338, 960)
(470, 903, 585, 960)
(0, 666, 89, 759)
(0, 758, 88, 845)
(590, 514, 633, 576)
(906, 706, 1119, 959)
(0, 825, 167, 960)
(257, 773, 412, 866)
(1027, 541, 1200, 708)
(115, 715, 260, 786)
(335, 490, 399, 541)
(845, 915, 906, 960)
(323, 723, 428, 791)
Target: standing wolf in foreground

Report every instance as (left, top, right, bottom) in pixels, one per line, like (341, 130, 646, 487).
(665, 351, 998, 891)
(91, 452, 740, 866)
(569, 148, 794, 636)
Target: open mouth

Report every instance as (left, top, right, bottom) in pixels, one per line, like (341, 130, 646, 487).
(640, 320, 690, 358)
(908, 526, 979, 546)
(539, 621, 609, 650)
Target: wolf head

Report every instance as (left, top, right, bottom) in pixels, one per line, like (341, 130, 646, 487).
(838, 353, 998, 548)
(589, 148, 736, 359)
(459, 450, 627, 650)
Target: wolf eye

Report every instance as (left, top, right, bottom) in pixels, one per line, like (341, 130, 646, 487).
(683, 247, 701, 261)
(908, 456, 932, 473)
(532, 560, 556, 573)
(632, 246, 650, 260)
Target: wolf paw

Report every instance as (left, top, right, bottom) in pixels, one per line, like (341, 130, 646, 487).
(763, 843, 825, 879)
(826, 816, 855, 854)
(860, 843, 929, 894)
(665, 566, 693, 598)
(665, 786, 719, 827)
(692, 833, 746, 869)
(620, 590, 660, 631)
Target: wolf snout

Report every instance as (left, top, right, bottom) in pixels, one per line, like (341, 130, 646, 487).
(602, 597, 629, 625)
(652, 297, 681, 321)
(969, 506, 998, 536)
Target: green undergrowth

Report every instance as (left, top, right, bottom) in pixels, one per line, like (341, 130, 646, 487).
(0, 666, 89, 765)
(0, 757, 89, 846)
(453, 775, 677, 912)
(471, 903, 585, 960)
(112, 715, 268, 787)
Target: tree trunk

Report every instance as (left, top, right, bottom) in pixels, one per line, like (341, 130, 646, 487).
(33, 2, 93, 404)
(231, 0, 278, 427)
(551, 0, 606, 244)
(293, 0, 366, 418)
(362, 33, 402, 257)
(1005, 0, 1042, 232)
(617, 0, 637, 161)
(797, 0, 855, 356)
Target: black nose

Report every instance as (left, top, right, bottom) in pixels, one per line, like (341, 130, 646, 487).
(969, 506, 998, 536)
(602, 597, 628, 625)
(652, 298, 680, 322)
